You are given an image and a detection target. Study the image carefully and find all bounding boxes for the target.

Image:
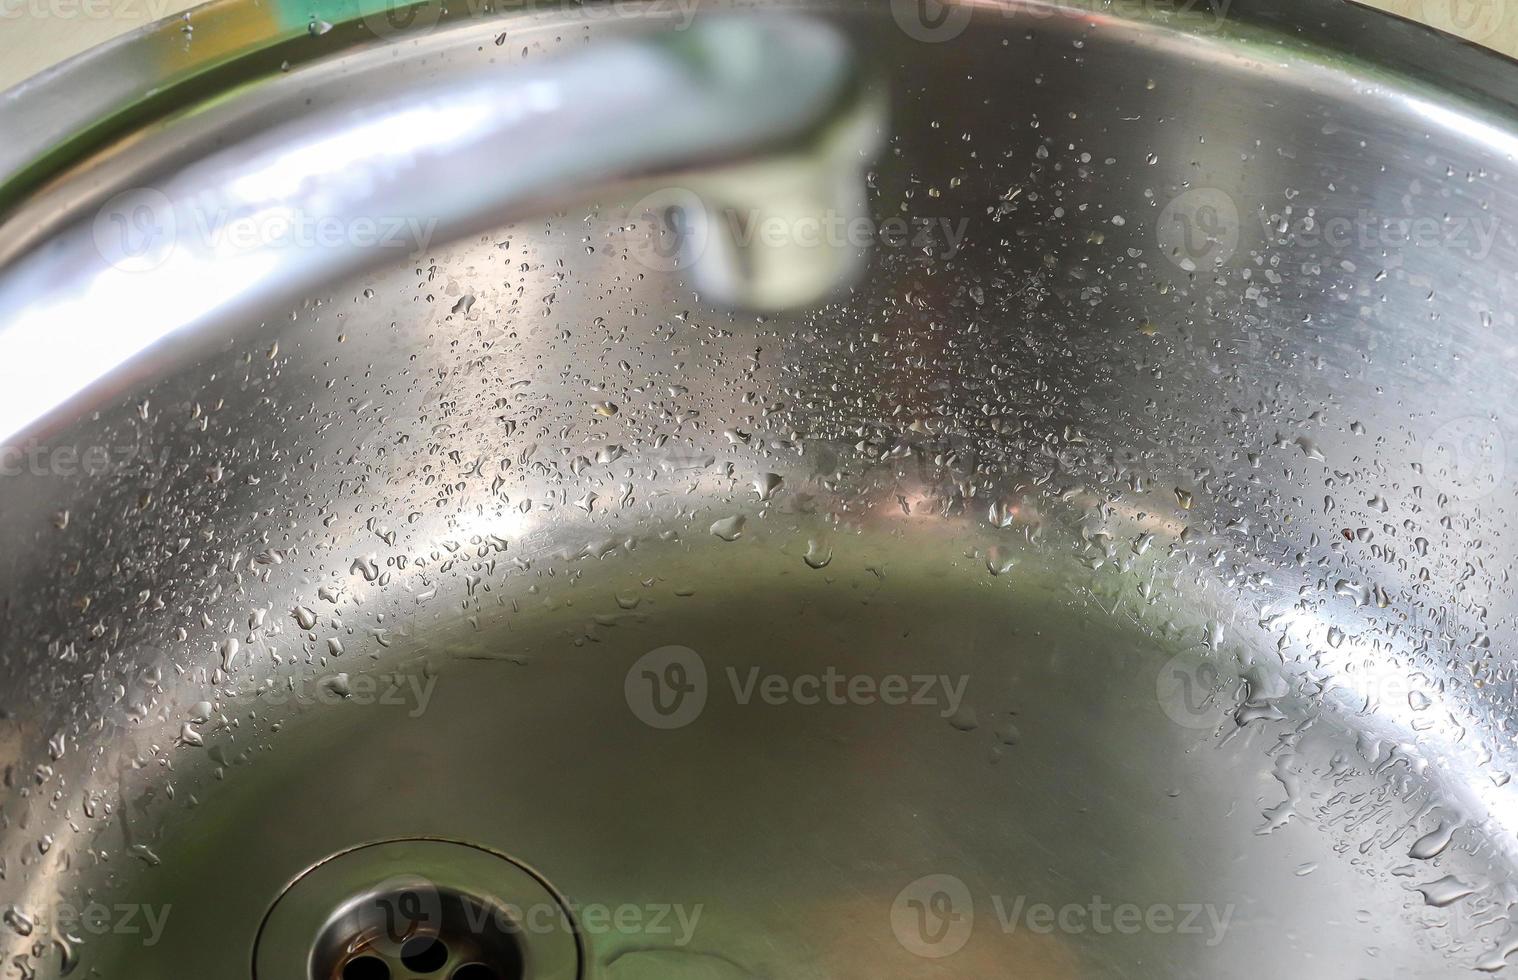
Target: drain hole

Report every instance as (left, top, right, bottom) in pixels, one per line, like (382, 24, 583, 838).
(400, 936, 449, 973)
(262, 841, 573, 980)
(342, 957, 390, 980)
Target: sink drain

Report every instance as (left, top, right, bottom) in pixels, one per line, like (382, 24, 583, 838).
(252, 839, 582, 980)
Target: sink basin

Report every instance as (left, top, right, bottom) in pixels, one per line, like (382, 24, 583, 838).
(3, 0, 1518, 977)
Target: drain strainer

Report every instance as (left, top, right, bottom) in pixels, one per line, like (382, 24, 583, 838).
(253, 839, 582, 980)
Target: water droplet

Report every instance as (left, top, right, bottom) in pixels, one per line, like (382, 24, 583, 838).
(219, 637, 240, 673)
(1417, 874, 1475, 907)
(803, 539, 833, 569)
(753, 473, 783, 501)
(1410, 820, 1457, 860)
(4, 908, 34, 937)
(710, 515, 746, 541)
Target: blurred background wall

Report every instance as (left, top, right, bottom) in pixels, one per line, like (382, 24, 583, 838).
(0, 0, 1513, 94)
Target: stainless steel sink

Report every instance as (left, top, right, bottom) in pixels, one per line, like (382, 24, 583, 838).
(3, 0, 1518, 977)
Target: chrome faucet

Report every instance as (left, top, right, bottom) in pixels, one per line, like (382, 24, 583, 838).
(0, 16, 882, 445)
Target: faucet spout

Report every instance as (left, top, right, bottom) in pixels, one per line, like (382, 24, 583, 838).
(626, 88, 885, 312)
(0, 14, 882, 445)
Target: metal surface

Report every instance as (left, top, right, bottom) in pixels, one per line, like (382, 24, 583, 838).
(4, 0, 1518, 978)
